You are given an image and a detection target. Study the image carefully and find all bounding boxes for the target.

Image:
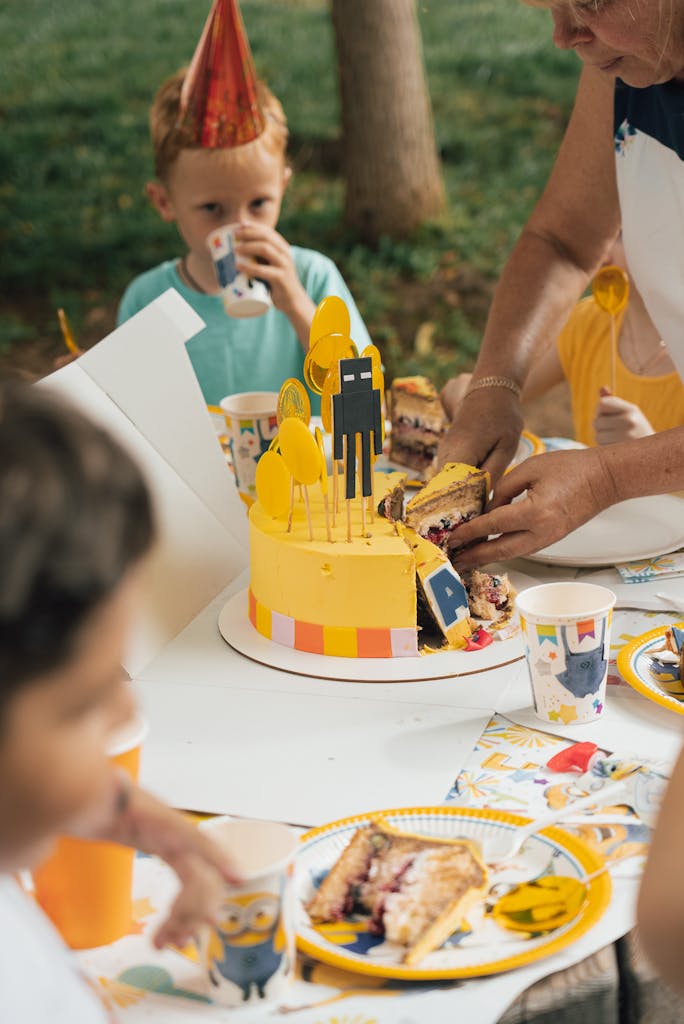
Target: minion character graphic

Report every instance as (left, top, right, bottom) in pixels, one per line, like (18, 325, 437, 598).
(205, 890, 288, 1004)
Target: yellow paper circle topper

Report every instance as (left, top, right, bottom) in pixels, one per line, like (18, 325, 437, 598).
(277, 378, 311, 427)
(255, 450, 291, 518)
(360, 343, 386, 442)
(279, 417, 323, 486)
(314, 426, 328, 495)
(303, 333, 358, 395)
(309, 295, 351, 349)
(592, 265, 629, 316)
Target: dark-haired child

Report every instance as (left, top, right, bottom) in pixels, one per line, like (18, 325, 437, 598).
(0, 382, 237, 1022)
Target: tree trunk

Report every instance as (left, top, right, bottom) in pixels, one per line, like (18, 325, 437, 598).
(331, 0, 445, 243)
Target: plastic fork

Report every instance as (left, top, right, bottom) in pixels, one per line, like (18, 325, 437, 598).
(482, 779, 628, 865)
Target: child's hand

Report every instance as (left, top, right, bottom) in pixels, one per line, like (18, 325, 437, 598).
(593, 387, 654, 444)
(80, 779, 240, 949)
(234, 224, 314, 327)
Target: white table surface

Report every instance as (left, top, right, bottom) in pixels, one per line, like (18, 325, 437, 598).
(135, 564, 684, 825)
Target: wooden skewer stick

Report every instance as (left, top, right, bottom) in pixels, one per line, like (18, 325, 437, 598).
(303, 485, 313, 541)
(610, 314, 617, 394)
(287, 476, 295, 533)
(346, 497, 352, 543)
(323, 493, 333, 542)
(343, 435, 352, 543)
(332, 460, 338, 525)
(361, 493, 367, 538)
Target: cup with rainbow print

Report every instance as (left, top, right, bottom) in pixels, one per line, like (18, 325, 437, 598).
(516, 582, 616, 726)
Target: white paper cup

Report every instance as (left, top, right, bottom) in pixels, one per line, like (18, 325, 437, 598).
(207, 224, 272, 318)
(220, 391, 279, 506)
(516, 582, 616, 725)
(198, 818, 298, 1007)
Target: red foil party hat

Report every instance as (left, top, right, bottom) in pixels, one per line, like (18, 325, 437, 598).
(179, 0, 264, 148)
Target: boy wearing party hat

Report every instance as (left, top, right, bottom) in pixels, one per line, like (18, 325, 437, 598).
(118, 0, 370, 407)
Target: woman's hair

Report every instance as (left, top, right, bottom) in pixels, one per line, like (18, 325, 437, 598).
(0, 381, 155, 698)
(150, 67, 289, 181)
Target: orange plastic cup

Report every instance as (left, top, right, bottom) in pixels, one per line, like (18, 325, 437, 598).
(32, 716, 148, 949)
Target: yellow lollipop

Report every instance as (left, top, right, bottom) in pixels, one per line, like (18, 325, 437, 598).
(592, 264, 630, 395)
(310, 295, 351, 348)
(279, 417, 323, 486)
(304, 333, 358, 395)
(592, 265, 629, 315)
(277, 378, 311, 426)
(255, 450, 291, 518)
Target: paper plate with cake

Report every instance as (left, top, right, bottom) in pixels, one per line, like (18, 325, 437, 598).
(617, 623, 684, 715)
(295, 806, 610, 980)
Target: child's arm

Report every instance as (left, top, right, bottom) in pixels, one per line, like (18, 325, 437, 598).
(74, 773, 239, 949)
(234, 224, 315, 350)
(638, 741, 684, 992)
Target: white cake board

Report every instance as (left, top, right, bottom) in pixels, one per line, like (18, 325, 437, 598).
(218, 588, 524, 682)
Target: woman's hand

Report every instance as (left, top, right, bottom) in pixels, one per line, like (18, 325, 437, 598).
(449, 446, 618, 567)
(437, 387, 524, 484)
(593, 387, 654, 444)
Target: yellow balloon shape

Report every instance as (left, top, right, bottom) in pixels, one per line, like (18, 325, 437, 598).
(314, 427, 328, 495)
(304, 334, 358, 395)
(255, 450, 291, 518)
(592, 265, 629, 315)
(309, 296, 351, 348)
(277, 378, 311, 426)
(279, 417, 323, 486)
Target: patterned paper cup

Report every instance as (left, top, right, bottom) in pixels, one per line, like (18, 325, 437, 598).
(220, 391, 279, 506)
(32, 716, 148, 949)
(516, 582, 616, 726)
(198, 818, 298, 1007)
(207, 224, 272, 318)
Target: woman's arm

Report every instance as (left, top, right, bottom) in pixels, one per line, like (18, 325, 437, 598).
(438, 66, 620, 481)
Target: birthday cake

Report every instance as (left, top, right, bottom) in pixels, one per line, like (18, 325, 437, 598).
(247, 296, 514, 659)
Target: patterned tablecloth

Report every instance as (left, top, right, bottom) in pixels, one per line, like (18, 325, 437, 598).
(79, 608, 676, 1024)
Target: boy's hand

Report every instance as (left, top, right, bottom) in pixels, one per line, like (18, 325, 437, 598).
(593, 387, 654, 444)
(81, 778, 240, 950)
(234, 224, 314, 342)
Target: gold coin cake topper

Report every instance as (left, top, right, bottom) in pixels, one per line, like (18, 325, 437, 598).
(277, 378, 311, 426)
(304, 334, 358, 395)
(309, 295, 351, 348)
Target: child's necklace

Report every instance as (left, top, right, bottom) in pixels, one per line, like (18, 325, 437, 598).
(179, 257, 207, 294)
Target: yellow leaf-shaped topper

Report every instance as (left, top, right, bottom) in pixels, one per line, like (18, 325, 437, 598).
(279, 417, 323, 486)
(309, 295, 351, 348)
(255, 449, 291, 517)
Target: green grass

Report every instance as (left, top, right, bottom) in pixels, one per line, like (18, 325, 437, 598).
(0, 0, 579, 380)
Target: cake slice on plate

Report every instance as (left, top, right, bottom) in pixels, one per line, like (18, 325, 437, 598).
(306, 820, 488, 966)
(388, 376, 448, 473)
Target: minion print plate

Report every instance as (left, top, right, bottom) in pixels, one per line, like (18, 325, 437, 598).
(295, 806, 610, 980)
(617, 622, 684, 716)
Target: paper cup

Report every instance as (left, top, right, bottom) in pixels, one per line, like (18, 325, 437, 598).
(198, 818, 298, 1007)
(207, 224, 272, 318)
(220, 391, 279, 505)
(516, 582, 616, 725)
(32, 716, 148, 949)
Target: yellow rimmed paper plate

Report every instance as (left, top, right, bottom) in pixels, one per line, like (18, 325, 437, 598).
(512, 429, 545, 464)
(295, 805, 610, 981)
(617, 622, 684, 716)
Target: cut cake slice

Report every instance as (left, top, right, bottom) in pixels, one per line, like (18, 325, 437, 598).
(389, 376, 448, 473)
(399, 524, 473, 649)
(306, 819, 488, 966)
(405, 462, 489, 552)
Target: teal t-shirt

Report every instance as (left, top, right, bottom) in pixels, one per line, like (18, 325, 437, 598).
(117, 246, 371, 409)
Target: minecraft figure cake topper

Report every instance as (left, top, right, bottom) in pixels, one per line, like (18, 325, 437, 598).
(332, 356, 383, 541)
